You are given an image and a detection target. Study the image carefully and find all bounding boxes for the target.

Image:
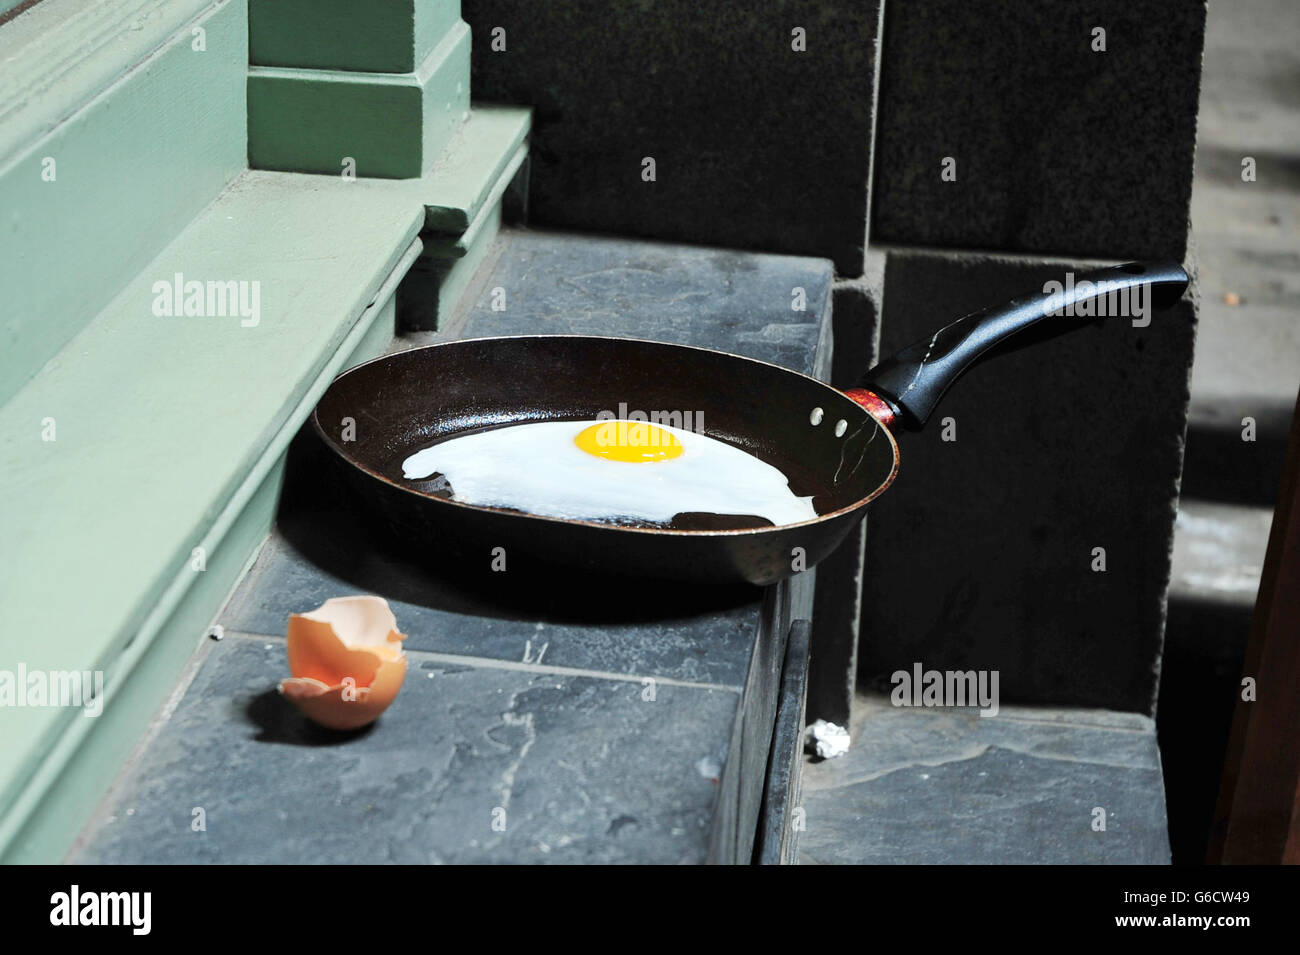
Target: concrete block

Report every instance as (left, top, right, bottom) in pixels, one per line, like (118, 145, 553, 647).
(461, 0, 884, 277)
(858, 247, 1198, 713)
(803, 258, 883, 727)
(872, 0, 1207, 261)
(250, 0, 462, 73)
(830, 249, 885, 387)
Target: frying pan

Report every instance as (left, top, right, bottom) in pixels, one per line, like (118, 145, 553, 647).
(313, 262, 1188, 586)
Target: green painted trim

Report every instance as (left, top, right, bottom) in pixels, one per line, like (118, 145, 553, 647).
(422, 105, 531, 233)
(422, 140, 526, 258)
(399, 195, 503, 332)
(0, 0, 214, 156)
(250, 0, 461, 74)
(434, 200, 503, 329)
(0, 0, 36, 20)
(0, 0, 247, 405)
(247, 20, 470, 178)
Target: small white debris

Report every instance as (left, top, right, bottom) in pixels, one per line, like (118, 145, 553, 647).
(695, 755, 722, 779)
(804, 719, 850, 759)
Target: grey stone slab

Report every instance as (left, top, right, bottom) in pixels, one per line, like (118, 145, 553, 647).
(73, 637, 742, 864)
(871, 0, 1206, 262)
(461, 1, 884, 276)
(221, 525, 765, 690)
(446, 229, 834, 379)
(800, 693, 1170, 864)
(858, 247, 1197, 713)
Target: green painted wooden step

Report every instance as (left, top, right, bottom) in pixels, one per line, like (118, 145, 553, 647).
(247, 20, 471, 179)
(249, 0, 462, 73)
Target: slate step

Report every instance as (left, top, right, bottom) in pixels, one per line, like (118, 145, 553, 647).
(1169, 499, 1271, 610)
(68, 228, 837, 865)
(799, 692, 1170, 864)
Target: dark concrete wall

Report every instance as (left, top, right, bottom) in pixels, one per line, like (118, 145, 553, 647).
(871, 0, 1207, 262)
(462, 1, 883, 277)
(858, 248, 1198, 713)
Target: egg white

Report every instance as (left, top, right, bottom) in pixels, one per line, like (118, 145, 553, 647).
(401, 419, 817, 527)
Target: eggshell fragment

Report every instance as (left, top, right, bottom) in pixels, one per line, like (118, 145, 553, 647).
(278, 596, 407, 730)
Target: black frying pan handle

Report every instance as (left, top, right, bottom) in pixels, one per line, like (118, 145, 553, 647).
(857, 261, 1189, 430)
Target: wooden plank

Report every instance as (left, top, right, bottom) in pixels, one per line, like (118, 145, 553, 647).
(421, 106, 530, 232)
(250, 0, 461, 73)
(1209, 384, 1300, 864)
(248, 21, 470, 178)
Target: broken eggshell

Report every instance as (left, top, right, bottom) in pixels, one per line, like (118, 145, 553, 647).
(278, 596, 407, 731)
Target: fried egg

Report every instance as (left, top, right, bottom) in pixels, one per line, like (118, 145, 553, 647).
(401, 419, 817, 527)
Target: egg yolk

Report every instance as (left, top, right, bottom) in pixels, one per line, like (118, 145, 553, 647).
(574, 421, 685, 462)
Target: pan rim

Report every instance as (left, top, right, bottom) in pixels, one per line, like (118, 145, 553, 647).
(311, 334, 901, 538)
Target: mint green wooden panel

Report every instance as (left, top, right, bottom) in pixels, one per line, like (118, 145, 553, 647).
(0, 0, 247, 406)
(0, 0, 213, 155)
(248, 21, 470, 178)
(250, 0, 460, 73)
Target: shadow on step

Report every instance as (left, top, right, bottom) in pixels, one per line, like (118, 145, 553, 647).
(1181, 411, 1290, 506)
(1156, 593, 1254, 864)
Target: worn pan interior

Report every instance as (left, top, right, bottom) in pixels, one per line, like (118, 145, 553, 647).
(312, 336, 899, 585)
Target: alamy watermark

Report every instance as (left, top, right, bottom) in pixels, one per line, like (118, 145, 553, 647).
(151, 272, 260, 327)
(891, 662, 1000, 718)
(593, 402, 705, 446)
(1042, 272, 1152, 327)
(0, 664, 103, 717)
(50, 886, 150, 935)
